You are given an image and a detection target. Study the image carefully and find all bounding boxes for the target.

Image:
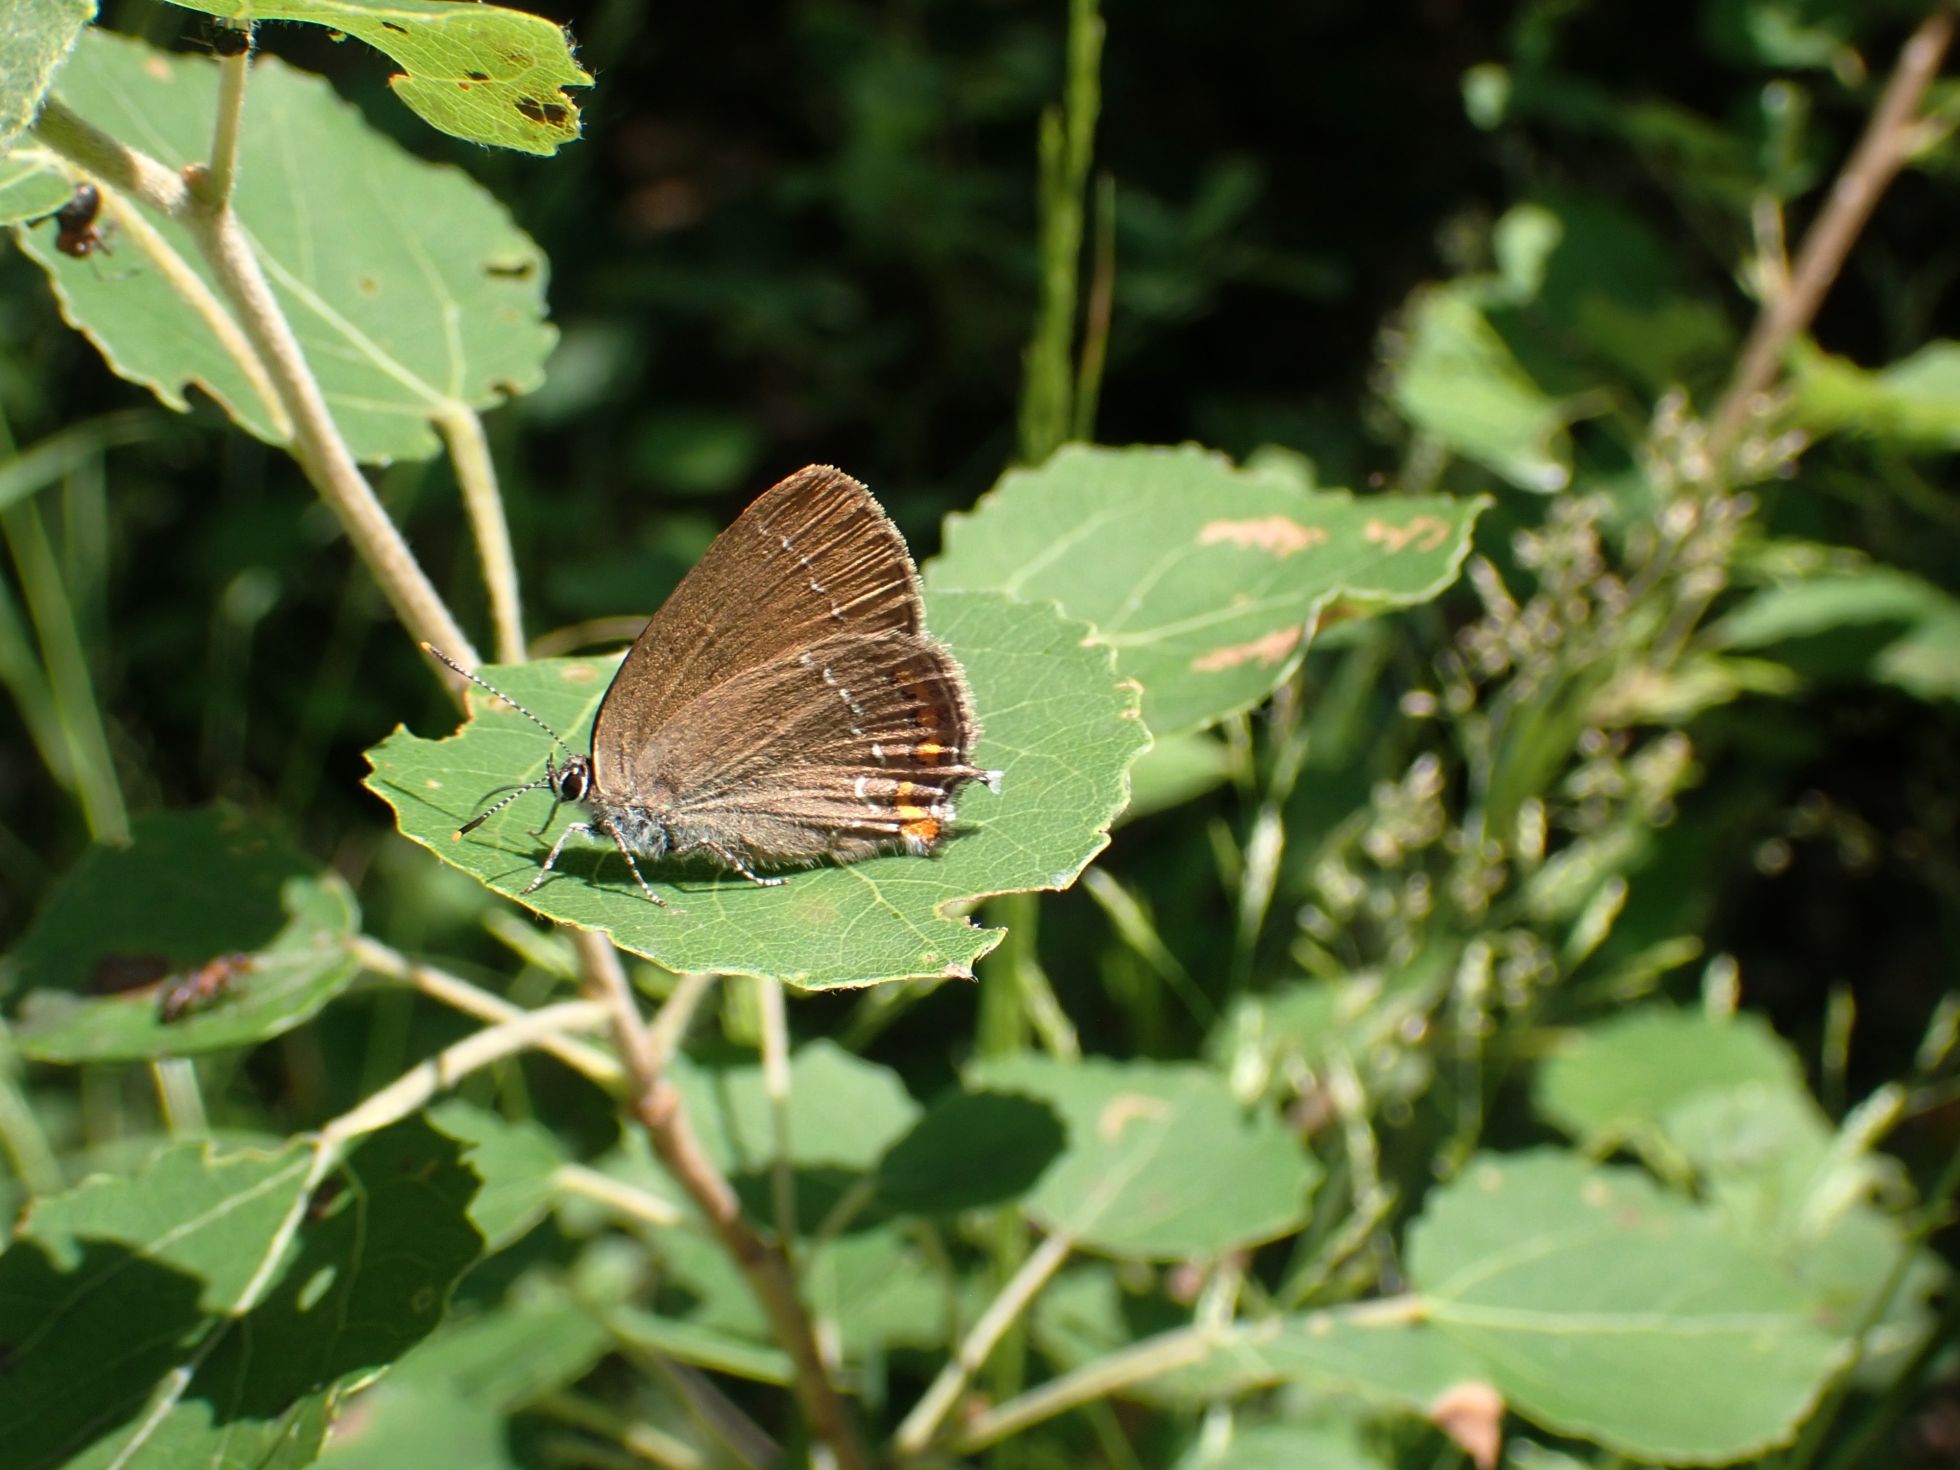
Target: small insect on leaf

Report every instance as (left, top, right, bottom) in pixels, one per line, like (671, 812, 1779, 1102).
(158, 952, 256, 1024)
(33, 184, 110, 259)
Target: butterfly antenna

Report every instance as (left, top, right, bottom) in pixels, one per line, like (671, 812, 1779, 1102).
(421, 643, 569, 752)
(456, 773, 555, 838)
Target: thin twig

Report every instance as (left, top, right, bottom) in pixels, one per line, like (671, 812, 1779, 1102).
(949, 1321, 1221, 1455)
(1706, 4, 1957, 464)
(202, 44, 250, 206)
(436, 406, 527, 663)
(351, 934, 623, 1090)
(895, 1226, 1074, 1455)
(756, 976, 798, 1249)
(321, 1000, 609, 1145)
(32, 100, 481, 676)
(571, 931, 872, 1470)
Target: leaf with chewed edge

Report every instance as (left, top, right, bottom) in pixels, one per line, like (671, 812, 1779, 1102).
(165, 0, 591, 155)
(364, 591, 1145, 990)
(927, 444, 1483, 736)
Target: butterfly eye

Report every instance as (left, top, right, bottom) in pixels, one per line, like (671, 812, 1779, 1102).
(553, 757, 590, 803)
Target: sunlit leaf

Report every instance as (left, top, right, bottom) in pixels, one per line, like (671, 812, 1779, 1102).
(21, 29, 555, 461)
(966, 1054, 1319, 1258)
(928, 444, 1483, 736)
(365, 592, 1145, 989)
(0, 0, 92, 154)
(165, 0, 589, 155)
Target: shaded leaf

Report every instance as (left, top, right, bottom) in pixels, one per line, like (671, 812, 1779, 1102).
(968, 1054, 1319, 1258)
(928, 444, 1482, 736)
(365, 592, 1144, 989)
(1710, 566, 1960, 704)
(165, 0, 590, 155)
(426, 1098, 569, 1251)
(23, 29, 555, 461)
(0, 1118, 480, 1470)
(877, 1087, 1068, 1215)
(4, 807, 361, 1062)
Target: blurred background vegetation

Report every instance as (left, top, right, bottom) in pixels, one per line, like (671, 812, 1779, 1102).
(2, 0, 1958, 1456)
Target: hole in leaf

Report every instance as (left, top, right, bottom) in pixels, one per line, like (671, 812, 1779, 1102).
(380, 20, 406, 33)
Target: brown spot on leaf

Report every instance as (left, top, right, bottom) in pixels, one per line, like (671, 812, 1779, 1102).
(1191, 626, 1302, 673)
(1428, 1381, 1504, 1470)
(1097, 1093, 1170, 1141)
(380, 21, 406, 33)
(1198, 515, 1326, 557)
(1364, 514, 1452, 553)
(514, 95, 572, 128)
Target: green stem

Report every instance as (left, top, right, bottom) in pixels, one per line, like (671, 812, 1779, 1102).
(1, 498, 128, 841)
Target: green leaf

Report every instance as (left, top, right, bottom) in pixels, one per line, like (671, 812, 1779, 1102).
(676, 1039, 921, 1181)
(1410, 1150, 1847, 1463)
(966, 1054, 1319, 1258)
(1538, 1009, 1945, 1381)
(22, 29, 555, 461)
(1535, 1007, 1804, 1149)
(426, 1098, 569, 1251)
(1249, 1305, 1492, 1413)
(1389, 287, 1573, 492)
(319, 1279, 613, 1467)
(3, 807, 361, 1063)
(164, 0, 590, 155)
(0, 0, 92, 154)
(364, 591, 1144, 989)
(1710, 567, 1960, 704)
(927, 444, 1483, 736)
(0, 153, 74, 227)
(1789, 339, 1960, 449)
(0, 1118, 481, 1470)
(1176, 1417, 1390, 1470)
(312, 1384, 512, 1470)
(877, 1086, 1068, 1215)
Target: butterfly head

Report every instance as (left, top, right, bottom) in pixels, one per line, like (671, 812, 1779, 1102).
(548, 751, 593, 804)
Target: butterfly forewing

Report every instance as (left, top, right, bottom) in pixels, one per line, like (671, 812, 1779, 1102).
(593, 466, 924, 785)
(628, 631, 989, 865)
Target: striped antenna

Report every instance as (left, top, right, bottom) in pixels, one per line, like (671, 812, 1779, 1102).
(421, 643, 572, 840)
(455, 772, 557, 838)
(422, 642, 570, 751)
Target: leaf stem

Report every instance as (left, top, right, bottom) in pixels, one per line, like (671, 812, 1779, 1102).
(202, 40, 250, 207)
(436, 405, 527, 662)
(321, 999, 609, 1145)
(32, 99, 481, 676)
(351, 934, 623, 1089)
(1706, 3, 1956, 465)
(893, 1225, 1074, 1455)
(571, 931, 872, 1470)
(949, 1320, 1221, 1455)
(756, 975, 799, 1248)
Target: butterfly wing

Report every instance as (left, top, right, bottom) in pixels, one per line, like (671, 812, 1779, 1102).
(623, 631, 993, 867)
(592, 466, 926, 787)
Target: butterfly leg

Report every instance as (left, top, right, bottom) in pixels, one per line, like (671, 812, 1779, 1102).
(704, 842, 788, 888)
(604, 820, 671, 907)
(522, 822, 594, 894)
